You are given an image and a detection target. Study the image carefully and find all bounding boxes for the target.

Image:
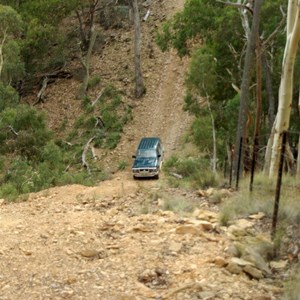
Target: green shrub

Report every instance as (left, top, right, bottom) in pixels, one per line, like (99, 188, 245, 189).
(88, 75, 101, 89)
(219, 173, 300, 227)
(162, 195, 194, 215)
(105, 132, 121, 149)
(0, 83, 19, 112)
(163, 155, 218, 189)
(0, 183, 19, 201)
(0, 105, 51, 159)
(283, 267, 300, 299)
(118, 160, 128, 171)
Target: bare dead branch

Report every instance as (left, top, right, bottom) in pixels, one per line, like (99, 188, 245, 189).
(8, 125, 19, 136)
(90, 146, 98, 160)
(217, 0, 253, 14)
(95, 116, 105, 128)
(91, 88, 105, 106)
(34, 77, 48, 105)
(143, 9, 150, 21)
(82, 136, 96, 174)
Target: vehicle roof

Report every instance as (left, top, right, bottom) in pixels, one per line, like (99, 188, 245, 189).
(137, 137, 161, 150)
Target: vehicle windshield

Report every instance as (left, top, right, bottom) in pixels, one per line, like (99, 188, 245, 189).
(137, 149, 157, 158)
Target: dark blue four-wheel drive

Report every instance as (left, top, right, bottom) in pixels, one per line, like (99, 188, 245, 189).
(132, 137, 164, 179)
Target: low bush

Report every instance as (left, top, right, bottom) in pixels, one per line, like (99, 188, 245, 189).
(163, 155, 220, 189)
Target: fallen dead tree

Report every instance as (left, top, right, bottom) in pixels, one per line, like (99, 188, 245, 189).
(82, 136, 96, 174)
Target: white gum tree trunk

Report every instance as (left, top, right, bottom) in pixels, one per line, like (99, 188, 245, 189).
(297, 89, 300, 178)
(269, 0, 300, 177)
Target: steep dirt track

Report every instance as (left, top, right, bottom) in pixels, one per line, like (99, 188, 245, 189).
(116, 49, 192, 160)
(104, 1, 193, 165)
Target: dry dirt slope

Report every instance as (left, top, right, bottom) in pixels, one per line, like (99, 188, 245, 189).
(0, 0, 286, 299)
(0, 173, 283, 300)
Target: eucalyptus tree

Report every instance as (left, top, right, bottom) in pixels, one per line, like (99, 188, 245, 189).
(267, 0, 300, 177)
(18, 0, 79, 73)
(156, 0, 249, 164)
(0, 4, 23, 84)
(156, 0, 287, 174)
(232, 0, 263, 178)
(128, 0, 145, 98)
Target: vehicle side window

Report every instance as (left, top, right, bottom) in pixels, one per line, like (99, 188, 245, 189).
(157, 143, 162, 155)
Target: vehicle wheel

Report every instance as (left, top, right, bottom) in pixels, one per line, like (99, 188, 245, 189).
(154, 174, 159, 180)
(133, 175, 138, 180)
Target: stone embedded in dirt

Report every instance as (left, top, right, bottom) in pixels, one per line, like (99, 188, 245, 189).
(243, 264, 264, 280)
(175, 224, 204, 236)
(79, 249, 105, 259)
(137, 268, 168, 288)
(193, 209, 219, 223)
(197, 291, 217, 299)
(241, 246, 271, 275)
(228, 219, 255, 237)
(168, 241, 183, 253)
(130, 225, 154, 232)
(249, 212, 266, 220)
(230, 257, 254, 267)
(213, 256, 227, 267)
(270, 260, 288, 270)
(161, 281, 203, 300)
(227, 225, 248, 237)
(197, 220, 214, 231)
(225, 243, 240, 257)
(226, 261, 243, 275)
(65, 275, 77, 285)
(235, 219, 254, 229)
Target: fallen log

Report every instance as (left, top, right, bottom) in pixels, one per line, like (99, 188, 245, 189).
(34, 77, 48, 105)
(82, 136, 96, 174)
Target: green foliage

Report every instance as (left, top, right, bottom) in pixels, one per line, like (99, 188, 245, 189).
(0, 103, 108, 200)
(18, 0, 78, 73)
(19, 0, 78, 26)
(162, 195, 194, 214)
(190, 116, 213, 153)
(2, 40, 25, 84)
(163, 155, 219, 189)
(0, 4, 23, 35)
(0, 5, 24, 83)
(157, 0, 287, 167)
(219, 174, 300, 227)
(22, 18, 59, 71)
(283, 267, 300, 300)
(74, 84, 131, 150)
(185, 47, 218, 98)
(0, 82, 19, 112)
(0, 105, 51, 158)
(88, 75, 101, 89)
(117, 160, 128, 171)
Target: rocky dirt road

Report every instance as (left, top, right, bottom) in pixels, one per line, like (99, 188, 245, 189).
(0, 172, 283, 300)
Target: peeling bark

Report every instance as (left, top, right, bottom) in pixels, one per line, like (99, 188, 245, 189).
(269, 0, 300, 177)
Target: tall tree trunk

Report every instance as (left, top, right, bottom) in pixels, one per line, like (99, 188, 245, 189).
(251, 33, 263, 174)
(269, 0, 300, 177)
(131, 0, 146, 98)
(297, 89, 300, 178)
(0, 29, 7, 80)
(262, 52, 275, 132)
(233, 0, 263, 178)
(206, 96, 217, 174)
(79, 25, 97, 98)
